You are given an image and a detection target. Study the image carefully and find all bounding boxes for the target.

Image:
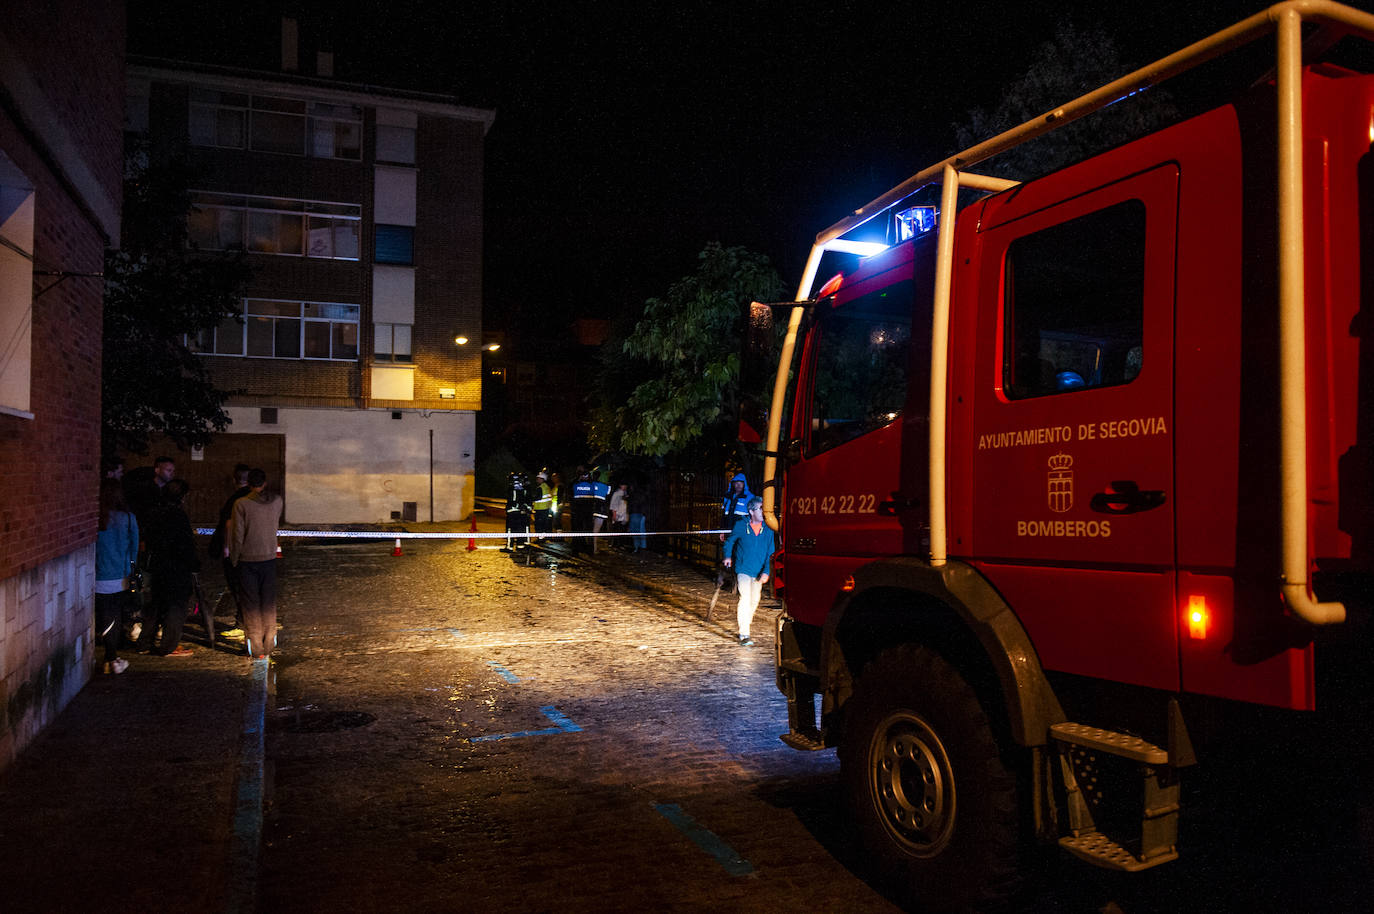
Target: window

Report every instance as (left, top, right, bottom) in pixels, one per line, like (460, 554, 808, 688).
(376, 124, 416, 164)
(1002, 200, 1146, 400)
(250, 96, 306, 155)
(189, 89, 247, 148)
(374, 322, 412, 362)
(188, 192, 360, 260)
(192, 299, 359, 361)
(808, 280, 914, 454)
(189, 90, 360, 160)
(374, 224, 414, 265)
(308, 102, 362, 160)
(0, 153, 35, 416)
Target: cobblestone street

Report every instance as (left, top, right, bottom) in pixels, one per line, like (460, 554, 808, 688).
(256, 538, 903, 913)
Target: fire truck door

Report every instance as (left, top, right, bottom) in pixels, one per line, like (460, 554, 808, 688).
(969, 165, 1179, 691)
(782, 271, 923, 626)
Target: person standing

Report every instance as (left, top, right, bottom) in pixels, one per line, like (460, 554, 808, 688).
(571, 467, 599, 553)
(722, 496, 775, 646)
(209, 463, 252, 635)
(136, 477, 199, 656)
(720, 472, 753, 532)
(532, 470, 555, 535)
(94, 478, 138, 674)
(229, 468, 284, 660)
(608, 482, 629, 539)
(627, 481, 649, 553)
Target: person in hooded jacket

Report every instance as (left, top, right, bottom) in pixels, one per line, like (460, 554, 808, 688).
(94, 477, 139, 674)
(722, 496, 775, 646)
(720, 472, 754, 531)
(136, 477, 200, 656)
(229, 468, 284, 660)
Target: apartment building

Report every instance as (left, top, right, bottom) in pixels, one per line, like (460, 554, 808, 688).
(127, 47, 493, 524)
(0, 0, 124, 769)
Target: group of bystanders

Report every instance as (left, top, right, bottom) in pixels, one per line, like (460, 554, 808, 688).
(93, 455, 283, 673)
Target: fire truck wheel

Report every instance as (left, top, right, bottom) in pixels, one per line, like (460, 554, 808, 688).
(840, 643, 1020, 911)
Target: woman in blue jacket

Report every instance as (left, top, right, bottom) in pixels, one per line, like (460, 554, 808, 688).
(95, 477, 139, 674)
(722, 496, 775, 646)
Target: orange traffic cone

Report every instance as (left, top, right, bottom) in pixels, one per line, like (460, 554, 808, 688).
(392, 537, 403, 556)
(467, 516, 478, 552)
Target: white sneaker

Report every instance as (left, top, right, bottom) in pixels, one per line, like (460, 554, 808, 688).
(103, 658, 129, 675)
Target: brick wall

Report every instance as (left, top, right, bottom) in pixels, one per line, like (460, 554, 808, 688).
(415, 116, 484, 405)
(0, 0, 125, 771)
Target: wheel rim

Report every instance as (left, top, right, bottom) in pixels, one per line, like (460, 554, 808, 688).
(867, 710, 956, 857)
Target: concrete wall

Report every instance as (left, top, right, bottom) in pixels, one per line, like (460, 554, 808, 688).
(226, 405, 475, 523)
(0, 547, 95, 767)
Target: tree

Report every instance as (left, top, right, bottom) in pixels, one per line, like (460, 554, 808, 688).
(953, 22, 1180, 181)
(102, 147, 250, 456)
(589, 243, 783, 463)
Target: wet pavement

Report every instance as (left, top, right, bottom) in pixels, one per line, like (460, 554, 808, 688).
(256, 532, 900, 913)
(1, 518, 1368, 912)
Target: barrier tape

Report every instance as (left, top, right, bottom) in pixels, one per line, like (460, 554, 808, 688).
(193, 527, 731, 539)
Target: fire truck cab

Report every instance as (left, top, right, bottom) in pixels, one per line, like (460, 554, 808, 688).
(759, 3, 1374, 910)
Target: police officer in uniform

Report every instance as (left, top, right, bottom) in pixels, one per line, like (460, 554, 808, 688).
(571, 467, 600, 553)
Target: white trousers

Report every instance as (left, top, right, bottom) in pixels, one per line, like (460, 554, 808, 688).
(736, 573, 764, 638)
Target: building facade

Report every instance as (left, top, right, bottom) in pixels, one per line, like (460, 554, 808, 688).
(0, 1, 124, 770)
(127, 48, 492, 523)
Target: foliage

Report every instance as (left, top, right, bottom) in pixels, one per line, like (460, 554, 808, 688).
(102, 147, 250, 456)
(952, 22, 1180, 181)
(589, 243, 783, 463)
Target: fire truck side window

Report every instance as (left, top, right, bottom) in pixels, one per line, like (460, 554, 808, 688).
(808, 280, 914, 454)
(1003, 199, 1146, 399)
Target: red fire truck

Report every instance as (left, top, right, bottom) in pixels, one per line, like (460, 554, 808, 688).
(753, 2, 1374, 909)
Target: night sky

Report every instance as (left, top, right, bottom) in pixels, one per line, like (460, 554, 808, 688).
(128, 0, 1367, 331)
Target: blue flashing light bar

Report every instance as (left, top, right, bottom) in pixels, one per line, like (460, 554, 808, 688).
(896, 205, 938, 241)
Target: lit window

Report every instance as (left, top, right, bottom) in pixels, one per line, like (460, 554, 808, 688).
(188, 192, 360, 260)
(192, 299, 358, 361)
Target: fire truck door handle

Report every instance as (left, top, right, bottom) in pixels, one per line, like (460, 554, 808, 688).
(1090, 481, 1167, 514)
(878, 492, 920, 516)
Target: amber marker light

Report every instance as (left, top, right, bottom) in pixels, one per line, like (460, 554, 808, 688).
(841, 575, 855, 592)
(1187, 595, 1210, 640)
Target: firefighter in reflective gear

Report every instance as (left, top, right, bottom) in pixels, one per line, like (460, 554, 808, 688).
(532, 470, 555, 535)
(571, 467, 601, 553)
(504, 472, 533, 552)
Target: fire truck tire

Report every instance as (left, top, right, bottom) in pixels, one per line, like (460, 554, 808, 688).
(840, 644, 1020, 912)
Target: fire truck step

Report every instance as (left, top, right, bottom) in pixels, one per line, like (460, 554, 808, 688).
(1050, 722, 1168, 764)
(1059, 832, 1178, 872)
(779, 730, 826, 751)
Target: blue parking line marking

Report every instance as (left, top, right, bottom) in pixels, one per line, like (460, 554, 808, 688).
(653, 803, 754, 876)
(225, 658, 269, 913)
(539, 706, 581, 732)
(487, 661, 520, 683)
(468, 706, 582, 742)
